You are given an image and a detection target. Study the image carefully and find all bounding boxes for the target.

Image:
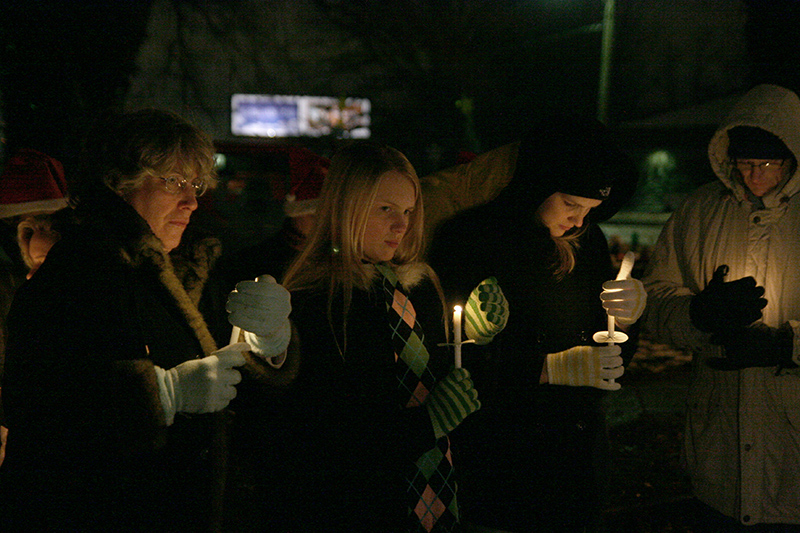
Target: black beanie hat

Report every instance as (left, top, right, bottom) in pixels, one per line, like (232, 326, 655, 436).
(516, 114, 625, 201)
(498, 113, 636, 224)
(728, 126, 794, 160)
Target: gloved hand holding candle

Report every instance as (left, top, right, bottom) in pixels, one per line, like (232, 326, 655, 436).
(155, 342, 249, 425)
(600, 252, 646, 327)
(226, 275, 292, 361)
(545, 345, 623, 391)
(426, 367, 481, 439)
(598, 251, 646, 332)
(586, 251, 637, 390)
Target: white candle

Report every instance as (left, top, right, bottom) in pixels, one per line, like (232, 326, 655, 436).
(607, 251, 636, 345)
(230, 325, 241, 345)
(454, 305, 463, 369)
(606, 314, 616, 345)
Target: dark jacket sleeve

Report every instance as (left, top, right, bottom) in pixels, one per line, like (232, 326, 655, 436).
(3, 238, 167, 460)
(427, 208, 500, 307)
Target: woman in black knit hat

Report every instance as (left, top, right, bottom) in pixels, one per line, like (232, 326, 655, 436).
(427, 113, 643, 533)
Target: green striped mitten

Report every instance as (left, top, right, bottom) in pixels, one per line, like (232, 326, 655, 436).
(426, 367, 481, 439)
(465, 277, 509, 345)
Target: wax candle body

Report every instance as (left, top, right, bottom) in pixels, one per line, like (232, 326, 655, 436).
(454, 305, 462, 369)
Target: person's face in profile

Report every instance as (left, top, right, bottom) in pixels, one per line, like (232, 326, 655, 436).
(536, 192, 602, 237)
(17, 214, 61, 278)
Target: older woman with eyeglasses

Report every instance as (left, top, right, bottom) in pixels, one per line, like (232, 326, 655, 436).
(0, 109, 247, 532)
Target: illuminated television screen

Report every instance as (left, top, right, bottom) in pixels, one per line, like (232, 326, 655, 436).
(231, 94, 371, 139)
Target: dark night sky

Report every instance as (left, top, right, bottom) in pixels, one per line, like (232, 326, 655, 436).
(743, 0, 800, 94)
(2, 0, 800, 169)
(0, 0, 153, 166)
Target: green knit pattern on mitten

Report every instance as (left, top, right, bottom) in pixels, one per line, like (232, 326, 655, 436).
(464, 277, 508, 345)
(426, 367, 481, 439)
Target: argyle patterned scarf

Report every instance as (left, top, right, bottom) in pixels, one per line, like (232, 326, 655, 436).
(375, 263, 460, 533)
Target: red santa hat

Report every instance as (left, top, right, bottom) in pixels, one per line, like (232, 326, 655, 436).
(0, 148, 69, 219)
(283, 148, 330, 218)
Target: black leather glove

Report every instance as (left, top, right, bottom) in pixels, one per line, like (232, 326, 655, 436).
(689, 265, 767, 333)
(707, 323, 796, 370)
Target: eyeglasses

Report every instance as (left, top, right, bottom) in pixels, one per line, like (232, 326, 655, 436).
(159, 175, 209, 197)
(732, 159, 785, 175)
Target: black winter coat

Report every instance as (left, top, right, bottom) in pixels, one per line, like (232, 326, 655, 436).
(428, 198, 637, 532)
(0, 189, 223, 532)
(228, 263, 452, 532)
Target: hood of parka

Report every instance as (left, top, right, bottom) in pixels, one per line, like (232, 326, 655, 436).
(709, 84, 800, 208)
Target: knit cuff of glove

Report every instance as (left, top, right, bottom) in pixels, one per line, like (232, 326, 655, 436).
(243, 322, 290, 368)
(427, 406, 448, 440)
(545, 348, 584, 387)
(154, 365, 177, 426)
(465, 318, 497, 345)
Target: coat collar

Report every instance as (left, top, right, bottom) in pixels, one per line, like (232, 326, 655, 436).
(81, 187, 220, 355)
(366, 261, 432, 291)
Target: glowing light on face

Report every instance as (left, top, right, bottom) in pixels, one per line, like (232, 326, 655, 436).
(362, 170, 416, 263)
(536, 192, 603, 237)
(18, 215, 61, 278)
(126, 174, 199, 252)
(733, 159, 787, 198)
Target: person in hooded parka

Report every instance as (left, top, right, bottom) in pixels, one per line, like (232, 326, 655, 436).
(644, 84, 800, 530)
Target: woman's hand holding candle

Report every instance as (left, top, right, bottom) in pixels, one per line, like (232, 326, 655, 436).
(592, 252, 640, 388)
(600, 251, 646, 329)
(596, 252, 645, 344)
(227, 275, 292, 361)
(545, 345, 623, 391)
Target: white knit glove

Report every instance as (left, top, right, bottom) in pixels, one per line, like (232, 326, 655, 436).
(600, 278, 647, 326)
(546, 345, 623, 391)
(227, 275, 292, 358)
(155, 343, 248, 425)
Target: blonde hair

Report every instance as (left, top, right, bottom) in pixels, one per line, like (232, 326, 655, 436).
(551, 228, 585, 280)
(534, 194, 589, 280)
(282, 142, 426, 352)
(74, 109, 217, 207)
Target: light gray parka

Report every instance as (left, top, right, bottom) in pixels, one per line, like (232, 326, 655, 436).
(643, 84, 800, 526)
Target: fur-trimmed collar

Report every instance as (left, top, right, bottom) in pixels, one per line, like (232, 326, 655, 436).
(366, 261, 433, 290)
(85, 187, 221, 355)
